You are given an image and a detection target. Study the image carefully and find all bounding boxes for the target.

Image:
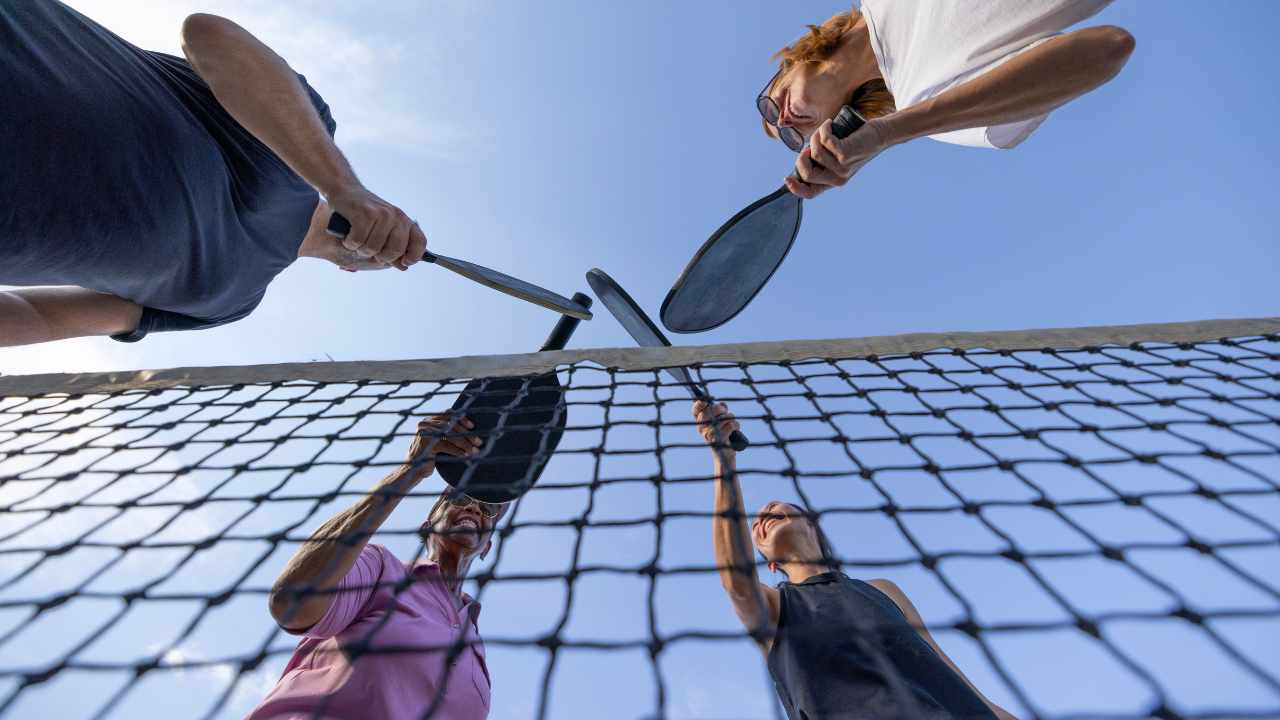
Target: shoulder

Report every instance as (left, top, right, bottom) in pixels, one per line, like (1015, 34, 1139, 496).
(866, 577, 903, 597)
(362, 543, 403, 572)
(866, 578, 917, 618)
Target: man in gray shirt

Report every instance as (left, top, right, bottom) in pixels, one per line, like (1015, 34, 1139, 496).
(1, 0, 425, 346)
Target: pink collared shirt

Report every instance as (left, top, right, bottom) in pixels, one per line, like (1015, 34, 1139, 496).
(247, 544, 491, 720)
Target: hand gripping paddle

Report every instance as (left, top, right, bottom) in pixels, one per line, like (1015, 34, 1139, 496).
(434, 292, 593, 502)
(660, 105, 865, 334)
(327, 213, 592, 321)
(585, 268, 749, 451)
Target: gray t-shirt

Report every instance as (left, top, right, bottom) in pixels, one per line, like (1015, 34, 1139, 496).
(0, 0, 337, 341)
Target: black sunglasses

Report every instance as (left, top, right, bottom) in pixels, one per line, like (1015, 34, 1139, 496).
(445, 491, 508, 519)
(757, 70, 806, 152)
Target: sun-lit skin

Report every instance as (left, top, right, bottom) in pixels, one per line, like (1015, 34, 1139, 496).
(760, 11, 1134, 200)
(297, 199, 403, 272)
(419, 494, 510, 601)
(762, 15, 882, 149)
(750, 500, 825, 575)
(764, 57, 877, 149)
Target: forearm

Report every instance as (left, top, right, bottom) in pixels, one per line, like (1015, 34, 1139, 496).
(0, 288, 140, 347)
(711, 456, 762, 600)
(181, 14, 358, 197)
(882, 26, 1135, 145)
(269, 467, 418, 623)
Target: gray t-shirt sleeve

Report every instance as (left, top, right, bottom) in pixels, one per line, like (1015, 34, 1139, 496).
(110, 304, 256, 343)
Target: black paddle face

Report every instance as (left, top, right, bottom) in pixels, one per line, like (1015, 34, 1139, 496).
(661, 105, 865, 334)
(434, 374, 566, 503)
(586, 269, 749, 451)
(434, 293, 591, 502)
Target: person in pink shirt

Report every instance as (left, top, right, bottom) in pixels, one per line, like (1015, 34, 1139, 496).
(248, 413, 505, 720)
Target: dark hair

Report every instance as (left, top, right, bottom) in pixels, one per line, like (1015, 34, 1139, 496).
(763, 503, 841, 580)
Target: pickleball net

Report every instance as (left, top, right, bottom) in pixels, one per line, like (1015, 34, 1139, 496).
(1, 317, 1277, 719)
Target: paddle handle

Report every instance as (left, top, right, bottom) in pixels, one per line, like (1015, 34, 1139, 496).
(832, 105, 865, 139)
(326, 212, 438, 262)
(541, 293, 593, 351)
(688, 384, 749, 451)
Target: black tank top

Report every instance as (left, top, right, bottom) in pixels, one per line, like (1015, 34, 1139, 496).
(766, 572, 996, 719)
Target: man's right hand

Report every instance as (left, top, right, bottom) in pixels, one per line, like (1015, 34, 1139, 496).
(326, 186, 428, 271)
(403, 413, 481, 481)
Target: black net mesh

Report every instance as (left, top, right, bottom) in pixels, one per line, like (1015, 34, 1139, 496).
(1, 325, 1278, 719)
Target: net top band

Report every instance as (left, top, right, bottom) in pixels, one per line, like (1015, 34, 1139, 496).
(3, 316, 1277, 397)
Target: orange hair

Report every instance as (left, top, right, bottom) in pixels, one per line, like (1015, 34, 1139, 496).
(762, 10, 896, 136)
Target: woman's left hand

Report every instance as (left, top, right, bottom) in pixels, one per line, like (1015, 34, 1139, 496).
(785, 116, 893, 199)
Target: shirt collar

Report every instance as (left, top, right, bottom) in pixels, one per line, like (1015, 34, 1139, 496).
(410, 560, 484, 620)
(785, 570, 846, 587)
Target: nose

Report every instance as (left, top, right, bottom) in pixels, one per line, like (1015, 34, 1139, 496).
(775, 102, 796, 129)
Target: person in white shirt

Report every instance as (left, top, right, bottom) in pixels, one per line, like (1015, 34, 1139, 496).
(758, 1, 1135, 199)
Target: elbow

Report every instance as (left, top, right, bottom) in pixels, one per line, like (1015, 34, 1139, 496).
(1088, 26, 1136, 78)
(268, 588, 318, 632)
(180, 13, 237, 68)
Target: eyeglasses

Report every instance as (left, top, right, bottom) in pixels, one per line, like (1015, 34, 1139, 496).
(757, 70, 806, 153)
(446, 491, 509, 519)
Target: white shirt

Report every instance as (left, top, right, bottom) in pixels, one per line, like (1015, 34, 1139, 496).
(859, 0, 1113, 148)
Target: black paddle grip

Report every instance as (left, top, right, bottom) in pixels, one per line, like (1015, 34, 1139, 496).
(691, 385, 750, 452)
(326, 212, 351, 238)
(832, 105, 866, 140)
(541, 293, 593, 351)
(327, 212, 438, 262)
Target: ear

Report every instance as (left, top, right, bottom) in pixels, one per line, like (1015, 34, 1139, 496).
(480, 538, 492, 561)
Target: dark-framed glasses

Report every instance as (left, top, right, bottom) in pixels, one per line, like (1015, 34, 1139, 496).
(757, 70, 806, 152)
(446, 491, 508, 519)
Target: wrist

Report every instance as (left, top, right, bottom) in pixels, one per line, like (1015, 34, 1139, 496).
(316, 172, 363, 203)
(875, 104, 929, 147)
(383, 464, 429, 491)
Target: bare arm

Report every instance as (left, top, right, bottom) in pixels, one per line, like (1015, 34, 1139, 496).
(179, 14, 425, 269)
(882, 25, 1136, 145)
(694, 401, 780, 652)
(869, 580, 1019, 720)
(267, 415, 477, 631)
(791, 25, 1136, 198)
(0, 287, 141, 347)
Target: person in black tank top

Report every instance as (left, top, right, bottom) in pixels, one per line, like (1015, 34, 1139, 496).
(692, 401, 1017, 720)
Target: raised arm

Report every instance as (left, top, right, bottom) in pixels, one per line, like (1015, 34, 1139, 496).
(179, 14, 425, 270)
(693, 401, 781, 652)
(792, 25, 1136, 198)
(869, 579, 1019, 720)
(267, 414, 479, 631)
(0, 287, 141, 347)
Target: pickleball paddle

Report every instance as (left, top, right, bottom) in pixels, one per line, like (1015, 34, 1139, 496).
(661, 105, 865, 334)
(585, 269, 749, 451)
(434, 292, 592, 502)
(327, 213, 592, 321)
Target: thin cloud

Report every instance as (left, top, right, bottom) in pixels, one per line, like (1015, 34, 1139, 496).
(63, 0, 466, 158)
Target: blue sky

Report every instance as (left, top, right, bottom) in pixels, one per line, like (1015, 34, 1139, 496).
(1, 1, 1277, 718)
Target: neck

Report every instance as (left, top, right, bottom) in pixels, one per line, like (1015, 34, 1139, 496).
(828, 16, 882, 98)
(430, 547, 476, 600)
(779, 560, 833, 585)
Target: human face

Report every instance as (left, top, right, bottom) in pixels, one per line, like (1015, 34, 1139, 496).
(761, 64, 849, 151)
(420, 493, 509, 554)
(751, 501, 819, 563)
